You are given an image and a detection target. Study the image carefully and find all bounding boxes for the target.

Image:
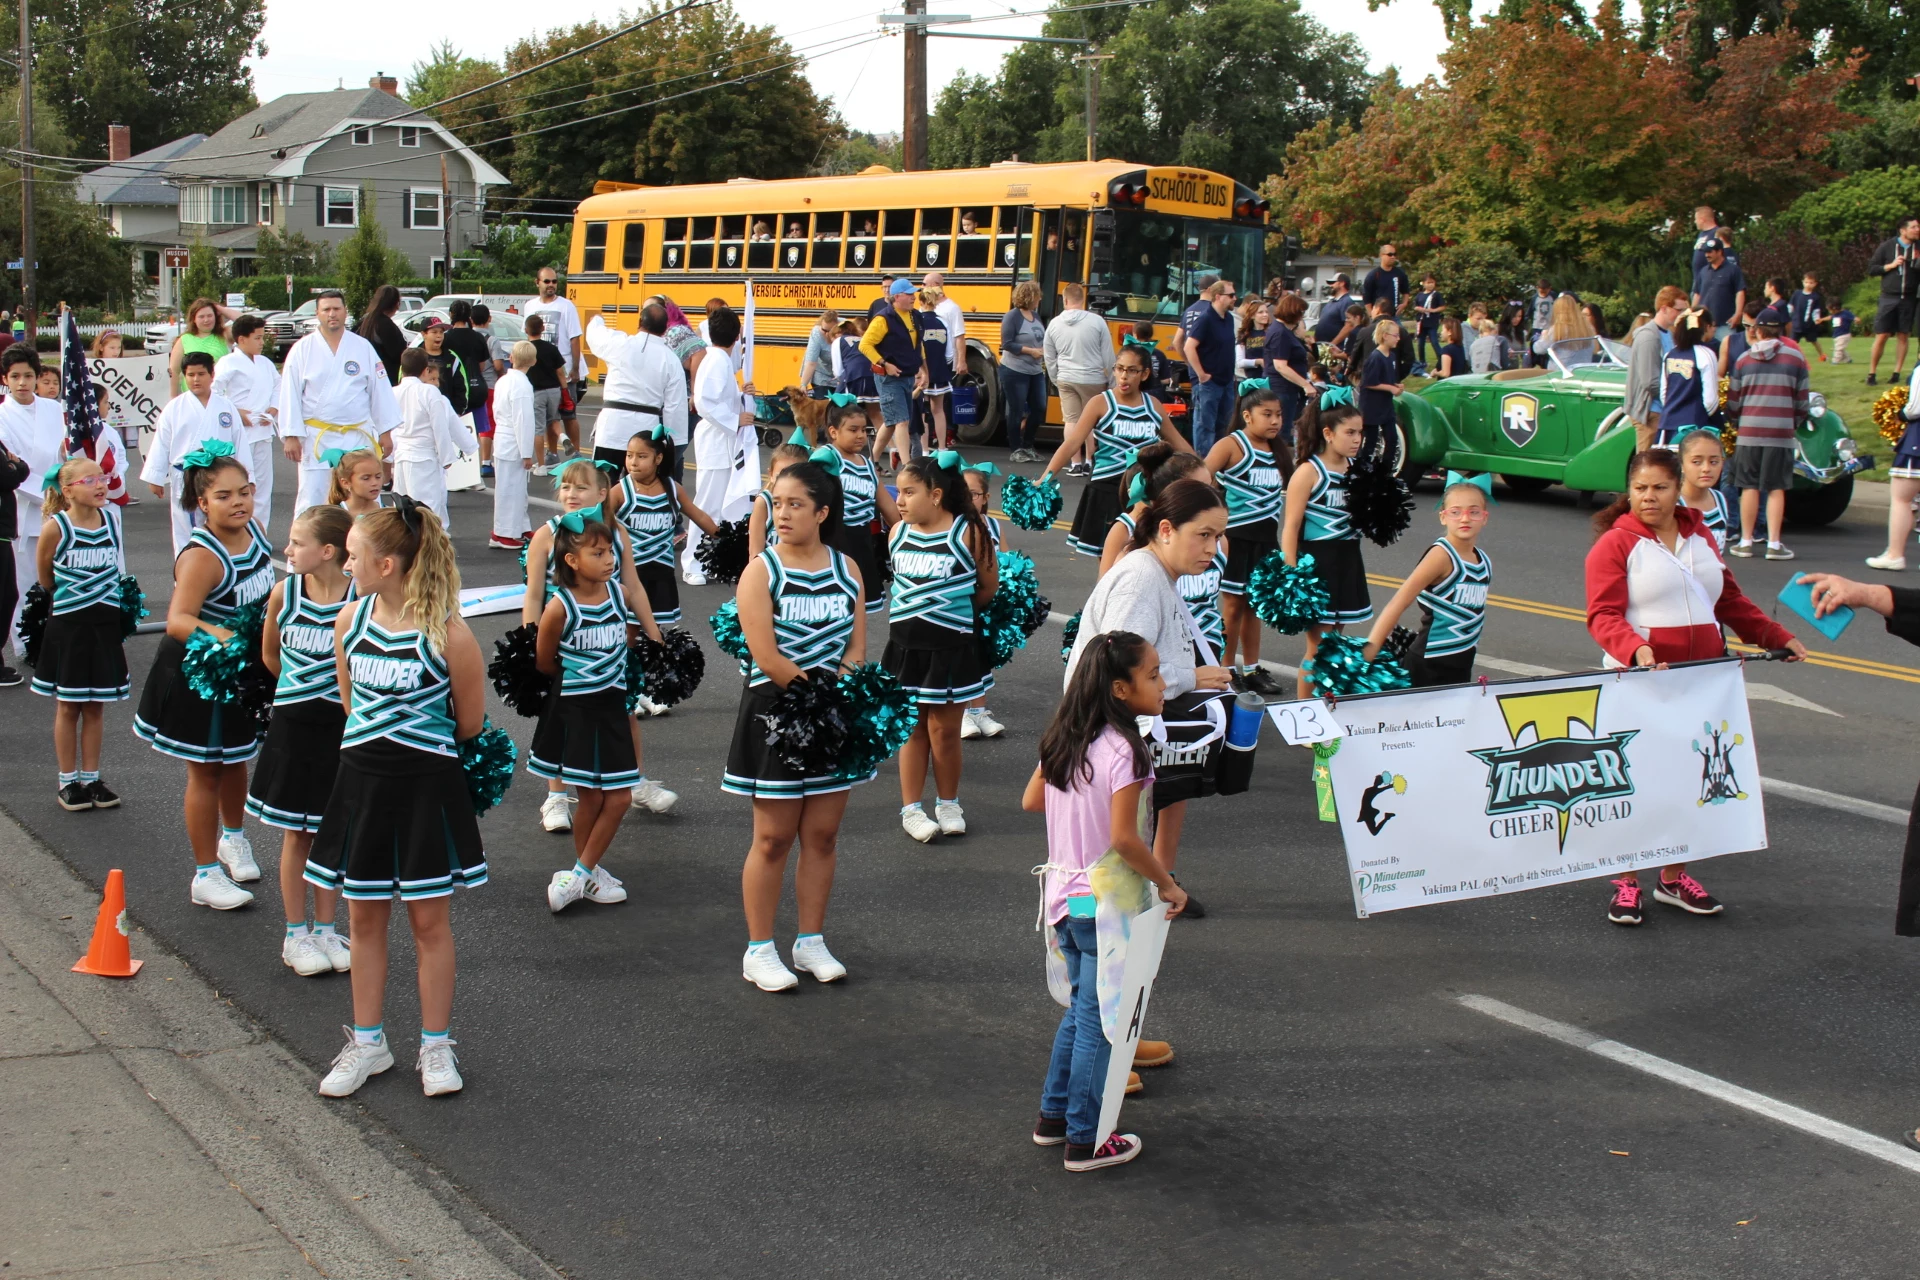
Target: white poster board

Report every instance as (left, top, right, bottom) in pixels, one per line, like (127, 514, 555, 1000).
(1094, 902, 1172, 1148)
(78, 354, 172, 454)
(458, 583, 525, 618)
(1323, 661, 1767, 917)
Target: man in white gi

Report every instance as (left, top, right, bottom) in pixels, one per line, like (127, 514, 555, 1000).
(211, 314, 281, 531)
(277, 290, 400, 516)
(524, 269, 584, 455)
(585, 302, 688, 468)
(139, 350, 254, 556)
(489, 342, 538, 549)
(0, 346, 64, 659)
(390, 348, 477, 528)
(682, 305, 758, 585)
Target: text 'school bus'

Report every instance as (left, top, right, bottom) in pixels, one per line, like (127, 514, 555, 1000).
(565, 160, 1271, 445)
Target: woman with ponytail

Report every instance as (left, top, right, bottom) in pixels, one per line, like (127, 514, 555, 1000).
(34, 457, 130, 810)
(307, 498, 487, 1099)
(1281, 389, 1371, 698)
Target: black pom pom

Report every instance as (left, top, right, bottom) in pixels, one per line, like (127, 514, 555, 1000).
(1384, 626, 1419, 663)
(16, 583, 50, 667)
(757, 676, 853, 775)
(637, 627, 706, 707)
(488, 623, 549, 718)
(1346, 458, 1414, 548)
(695, 518, 751, 585)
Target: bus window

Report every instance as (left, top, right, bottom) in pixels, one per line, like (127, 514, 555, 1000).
(811, 212, 845, 269)
(689, 216, 716, 270)
(719, 215, 746, 270)
(956, 207, 991, 269)
(880, 209, 916, 270)
(621, 223, 645, 272)
(847, 211, 878, 272)
(582, 222, 609, 273)
(918, 207, 953, 272)
(661, 218, 688, 271)
(997, 207, 1027, 274)
(1102, 210, 1182, 320)
(1058, 210, 1086, 282)
(748, 216, 776, 269)
(776, 214, 806, 270)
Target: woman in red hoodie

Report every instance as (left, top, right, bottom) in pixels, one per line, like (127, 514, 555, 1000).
(1585, 449, 1806, 926)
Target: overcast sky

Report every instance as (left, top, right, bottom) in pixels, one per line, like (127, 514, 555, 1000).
(248, 0, 1485, 141)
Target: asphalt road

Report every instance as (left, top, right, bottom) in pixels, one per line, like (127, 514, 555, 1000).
(6, 423, 1920, 1279)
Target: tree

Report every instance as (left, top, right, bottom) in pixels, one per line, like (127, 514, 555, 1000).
(407, 41, 512, 152)
(20, 0, 266, 156)
(1265, 73, 1440, 260)
(255, 227, 333, 278)
(335, 185, 411, 313)
(1414, 242, 1543, 311)
(177, 237, 227, 308)
(1778, 167, 1920, 245)
(474, 220, 568, 277)
(821, 133, 902, 175)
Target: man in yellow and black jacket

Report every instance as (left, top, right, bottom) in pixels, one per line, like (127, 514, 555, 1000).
(860, 278, 928, 468)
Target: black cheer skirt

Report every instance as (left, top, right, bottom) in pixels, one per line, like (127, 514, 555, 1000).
(1067, 476, 1124, 556)
(132, 635, 264, 765)
(528, 686, 640, 789)
(32, 603, 129, 702)
(304, 742, 487, 901)
(883, 618, 993, 704)
(1150, 688, 1234, 810)
(827, 522, 888, 614)
(1408, 626, 1477, 689)
(1302, 537, 1372, 626)
(721, 676, 876, 800)
(635, 560, 680, 626)
(246, 698, 347, 832)
(1222, 528, 1278, 597)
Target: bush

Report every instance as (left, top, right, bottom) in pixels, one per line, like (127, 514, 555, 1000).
(1779, 167, 1920, 246)
(1418, 242, 1542, 316)
(1735, 225, 1877, 302)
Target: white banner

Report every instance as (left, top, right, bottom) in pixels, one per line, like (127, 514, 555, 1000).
(1324, 661, 1767, 916)
(77, 355, 172, 446)
(1094, 902, 1171, 1148)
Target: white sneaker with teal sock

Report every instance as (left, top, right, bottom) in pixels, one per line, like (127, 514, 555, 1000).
(281, 923, 330, 976)
(547, 862, 588, 912)
(216, 827, 260, 882)
(417, 1031, 462, 1096)
(309, 922, 351, 972)
(935, 799, 966, 836)
(319, 1025, 393, 1097)
(902, 804, 940, 843)
(190, 863, 253, 910)
(791, 933, 846, 983)
(743, 940, 799, 991)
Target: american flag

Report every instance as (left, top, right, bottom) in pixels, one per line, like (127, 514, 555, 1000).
(60, 311, 127, 505)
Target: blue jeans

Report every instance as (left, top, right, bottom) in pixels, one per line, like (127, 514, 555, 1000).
(876, 373, 915, 427)
(999, 366, 1047, 453)
(1039, 916, 1111, 1146)
(1190, 377, 1232, 454)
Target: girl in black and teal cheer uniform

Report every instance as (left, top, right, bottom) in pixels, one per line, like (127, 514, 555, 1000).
(1281, 391, 1371, 699)
(1097, 444, 1224, 662)
(307, 500, 486, 1101)
(1362, 474, 1493, 687)
(959, 461, 1007, 740)
(887, 451, 999, 843)
(820, 399, 898, 633)
(34, 457, 129, 811)
(614, 426, 718, 718)
(728, 458, 868, 993)
(1043, 344, 1190, 555)
(248, 504, 355, 977)
(1205, 383, 1290, 695)
(133, 444, 274, 911)
(532, 513, 642, 914)
(747, 443, 810, 556)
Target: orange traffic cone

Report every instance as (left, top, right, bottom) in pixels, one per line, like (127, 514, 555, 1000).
(72, 869, 142, 978)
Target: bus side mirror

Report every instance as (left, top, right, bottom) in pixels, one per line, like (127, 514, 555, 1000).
(1089, 209, 1116, 279)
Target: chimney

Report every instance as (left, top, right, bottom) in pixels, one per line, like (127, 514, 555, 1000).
(107, 123, 130, 163)
(370, 73, 398, 96)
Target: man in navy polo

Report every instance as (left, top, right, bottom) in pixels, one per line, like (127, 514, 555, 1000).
(1181, 278, 1238, 454)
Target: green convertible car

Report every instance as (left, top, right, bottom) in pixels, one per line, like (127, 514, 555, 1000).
(1394, 340, 1870, 526)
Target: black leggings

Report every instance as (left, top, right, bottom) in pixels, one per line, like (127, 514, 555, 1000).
(0, 539, 16, 661)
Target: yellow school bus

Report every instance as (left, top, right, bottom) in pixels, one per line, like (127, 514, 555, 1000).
(565, 160, 1271, 443)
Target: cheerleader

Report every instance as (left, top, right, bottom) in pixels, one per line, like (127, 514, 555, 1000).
(726, 460, 868, 992)
(33, 458, 129, 810)
(307, 500, 484, 1098)
(747, 443, 811, 558)
(1677, 429, 1732, 551)
(613, 426, 718, 628)
(522, 459, 670, 828)
(1205, 384, 1289, 694)
(530, 514, 640, 912)
(1869, 364, 1920, 572)
(1362, 475, 1492, 687)
(917, 289, 953, 453)
(1653, 309, 1717, 448)
(132, 447, 274, 910)
(821, 399, 899, 633)
(833, 318, 878, 409)
(885, 453, 998, 843)
(1281, 391, 1371, 699)
(248, 505, 354, 976)
(1043, 344, 1190, 556)
(326, 447, 389, 518)
(959, 462, 1006, 740)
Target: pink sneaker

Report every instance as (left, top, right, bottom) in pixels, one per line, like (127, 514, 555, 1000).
(1607, 877, 1642, 926)
(1655, 872, 1724, 915)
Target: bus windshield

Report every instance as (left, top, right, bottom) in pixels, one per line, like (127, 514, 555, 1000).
(1097, 211, 1265, 322)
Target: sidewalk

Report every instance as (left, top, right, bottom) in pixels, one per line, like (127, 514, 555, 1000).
(0, 809, 555, 1280)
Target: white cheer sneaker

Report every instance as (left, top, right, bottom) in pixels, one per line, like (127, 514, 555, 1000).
(935, 801, 967, 837)
(540, 792, 575, 833)
(791, 936, 847, 983)
(281, 930, 331, 976)
(217, 830, 260, 882)
(418, 1039, 463, 1096)
(584, 865, 628, 904)
(318, 1028, 393, 1097)
(743, 944, 800, 992)
(310, 930, 351, 972)
(190, 865, 254, 910)
(631, 779, 679, 813)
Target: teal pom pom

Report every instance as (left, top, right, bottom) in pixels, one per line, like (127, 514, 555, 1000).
(1248, 551, 1331, 635)
(835, 662, 919, 779)
(1059, 608, 1081, 664)
(623, 645, 649, 714)
(1001, 473, 1063, 531)
(117, 575, 148, 638)
(458, 718, 518, 816)
(517, 536, 531, 580)
(977, 550, 1047, 667)
(1303, 633, 1410, 699)
(181, 628, 254, 704)
(707, 599, 751, 668)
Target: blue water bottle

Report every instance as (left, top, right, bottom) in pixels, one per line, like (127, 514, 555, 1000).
(1216, 690, 1264, 795)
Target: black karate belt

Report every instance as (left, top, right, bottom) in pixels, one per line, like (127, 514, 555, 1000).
(603, 400, 664, 417)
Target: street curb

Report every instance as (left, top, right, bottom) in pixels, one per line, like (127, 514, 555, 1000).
(0, 805, 560, 1280)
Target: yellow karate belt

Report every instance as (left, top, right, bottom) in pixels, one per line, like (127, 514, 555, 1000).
(305, 419, 382, 460)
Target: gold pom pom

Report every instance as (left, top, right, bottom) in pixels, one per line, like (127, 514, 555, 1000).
(1874, 384, 1910, 444)
(1718, 375, 1738, 453)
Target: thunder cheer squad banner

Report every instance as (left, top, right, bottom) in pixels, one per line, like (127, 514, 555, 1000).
(1321, 661, 1767, 917)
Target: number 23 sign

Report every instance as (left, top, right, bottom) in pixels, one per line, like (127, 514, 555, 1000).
(1265, 699, 1341, 746)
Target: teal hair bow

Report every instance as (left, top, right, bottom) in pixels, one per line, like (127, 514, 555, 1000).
(592, 458, 622, 478)
(1439, 470, 1496, 507)
(962, 461, 1001, 476)
(318, 447, 349, 468)
(1318, 385, 1354, 411)
(931, 449, 964, 471)
(807, 445, 843, 476)
(1121, 334, 1158, 350)
(177, 438, 237, 472)
(1119, 446, 1142, 471)
(1127, 473, 1147, 505)
(1238, 377, 1271, 396)
(42, 466, 65, 493)
(787, 424, 810, 446)
(826, 392, 859, 407)
(557, 502, 606, 533)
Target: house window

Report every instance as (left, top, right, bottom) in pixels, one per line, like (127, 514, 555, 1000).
(398, 126, 421, 147)
(351, 128, 371, 146)
(430, 257, 447, 279)
(324, 186, 358, 227)
(181, 185, 247, 224)
(257, 183, 274, 226)
(408, 189, 442, 230)
(179, 186, 207, 223)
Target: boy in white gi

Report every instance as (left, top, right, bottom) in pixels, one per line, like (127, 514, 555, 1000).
(490, 342, 538, 549)
(0, 346, 63, 659)
(138, 350, 253, 555)
(390, 348, 477, 528)
(211, 314, 281, 529)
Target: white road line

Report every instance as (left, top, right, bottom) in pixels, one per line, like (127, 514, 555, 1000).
(1456, 994, 1920, 1176)
(1474, 655, 1565, 678)
(1760, 777, 1908, 825)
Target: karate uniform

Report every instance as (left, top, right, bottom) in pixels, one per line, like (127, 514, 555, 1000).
(137, 390, 253, 556)
(584, 317, 688, 452)
(683, 345, 758, 580)
(390, 376, 477, 528)
(276, 330, 401, 515)
(490, 368, 537, 543)
(212, 350, 282, 531)
(0, 394, 64, 657)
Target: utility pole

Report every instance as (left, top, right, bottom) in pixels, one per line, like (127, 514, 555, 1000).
(902, 0, 928, 171)
(18, 0, 33, 331)
(440, 154, 452, 296)
(1075, 51, 1114, 163)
